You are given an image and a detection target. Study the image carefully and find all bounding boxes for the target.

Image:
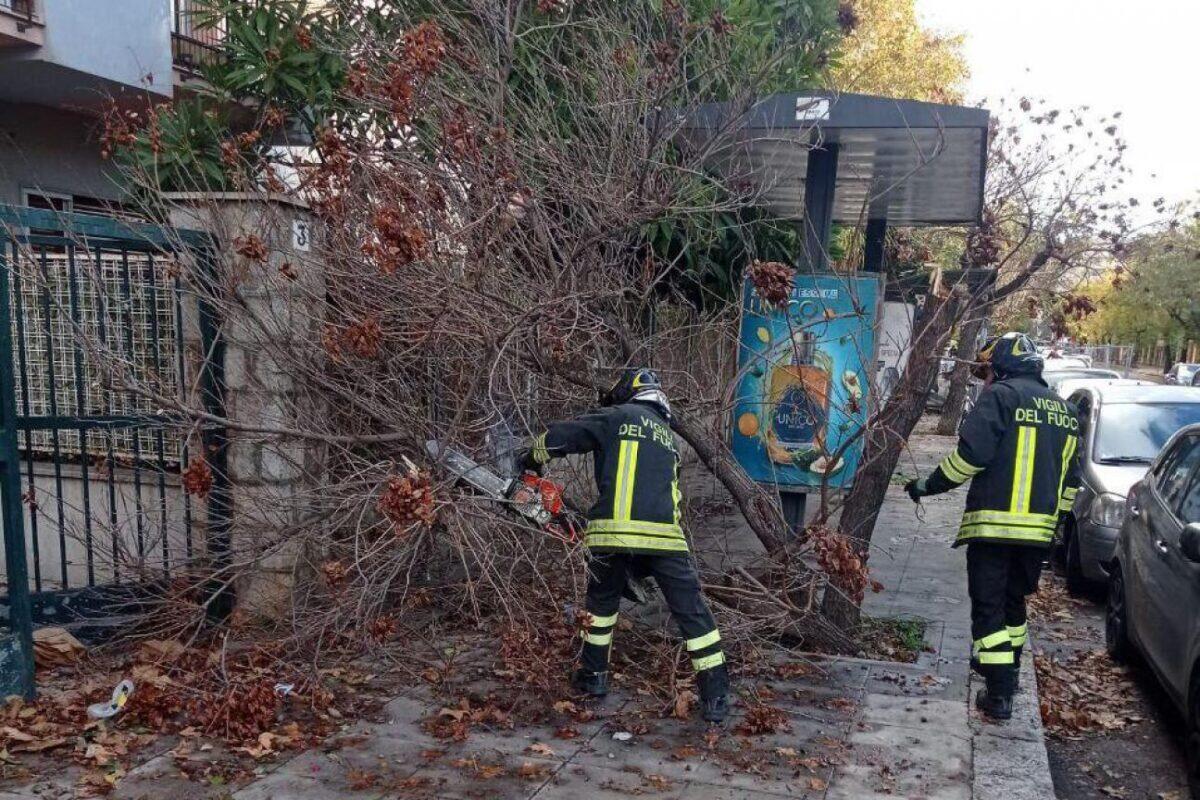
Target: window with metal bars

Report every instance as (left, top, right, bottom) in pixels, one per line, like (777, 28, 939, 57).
(12, 249, 183, 465)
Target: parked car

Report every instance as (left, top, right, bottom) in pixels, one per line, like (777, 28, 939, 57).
(1166, 363, 1200, 385)
(1044, 368, 1123, 396)
(1043, 356, 1092, 372)
(1060, 385, 1200, 592)
(1106, 422, 1200, 797)
(1054, 377, 1150, 403)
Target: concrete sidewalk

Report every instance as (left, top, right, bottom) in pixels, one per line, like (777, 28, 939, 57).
(109, 424, 1053, 800)
(874, 424, 1055, 800)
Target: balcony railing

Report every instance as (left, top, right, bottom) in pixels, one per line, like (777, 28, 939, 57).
(0, 0, 35, 26)
(172, 2, 224, 75)
(171, 32, 222, 75)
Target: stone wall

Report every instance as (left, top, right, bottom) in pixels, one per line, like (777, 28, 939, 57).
(166, 193, 324, 618)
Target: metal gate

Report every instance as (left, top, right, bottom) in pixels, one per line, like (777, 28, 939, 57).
(0, 205, 228, 697)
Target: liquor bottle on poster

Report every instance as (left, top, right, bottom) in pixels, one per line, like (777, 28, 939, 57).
(765, 331, 831, 465)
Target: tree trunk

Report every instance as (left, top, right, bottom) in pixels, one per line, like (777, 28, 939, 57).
(672, 411, 789, 555)
(935, 312, 987, 435)
(820, 288, 965, 629)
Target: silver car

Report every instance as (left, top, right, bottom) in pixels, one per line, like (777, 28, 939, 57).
(1166, 363, 1200, 385)
(1043, 368, 1122, 396)
(1061, 384, 1200, 592)
(1106, 423, 1200, 796)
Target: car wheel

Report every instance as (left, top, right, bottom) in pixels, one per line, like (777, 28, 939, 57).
(1105, 562, 1130, 662)
(1065, 526, 1089, 596)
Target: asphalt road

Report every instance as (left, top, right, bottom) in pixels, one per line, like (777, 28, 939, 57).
(1034, 571, 1190, 799)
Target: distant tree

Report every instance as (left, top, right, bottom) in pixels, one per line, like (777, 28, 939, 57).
(1070, 219, 1200, 364)
(829, 0, 968, 103)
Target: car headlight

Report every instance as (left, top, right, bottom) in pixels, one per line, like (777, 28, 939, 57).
(1089, 493, 1127, 528)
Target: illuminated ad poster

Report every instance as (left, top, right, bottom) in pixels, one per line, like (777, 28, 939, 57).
(730, 273, 881, 490)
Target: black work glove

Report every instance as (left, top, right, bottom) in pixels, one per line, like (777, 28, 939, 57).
(904, 478, 927, 503)
(514, 448, 544, 475)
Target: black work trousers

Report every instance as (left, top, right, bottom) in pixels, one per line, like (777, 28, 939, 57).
(966, 541, 1044, 696)
(580, 552, 729, 700)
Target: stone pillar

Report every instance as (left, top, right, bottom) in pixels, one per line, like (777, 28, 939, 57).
(164, 192, 324, 618)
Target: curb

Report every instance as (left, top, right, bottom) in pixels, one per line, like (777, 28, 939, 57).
(970, 635, 1055, 799)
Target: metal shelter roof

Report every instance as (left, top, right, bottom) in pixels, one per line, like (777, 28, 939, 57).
(684, 92, 991, 226)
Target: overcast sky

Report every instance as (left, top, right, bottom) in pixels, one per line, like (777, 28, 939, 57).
(916, 0, 1199, 217)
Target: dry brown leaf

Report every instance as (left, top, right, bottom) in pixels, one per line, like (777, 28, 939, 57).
(526, 742, 555, 757)
(138, 639, 187, 662)
(515, 761, 550, 780)
(32, 627, 85, 669)
(672, 690, 696, 720)
(11, 735, 69, 753)
(1, 726, 33, 743)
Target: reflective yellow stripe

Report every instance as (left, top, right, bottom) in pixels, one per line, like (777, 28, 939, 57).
(973, 629, 1011, 652)
(585, 519, 685, 537)
(585, 533, 689, 552)
(671, 460, 682, 526)
(1058, 496, 1075, 512)
(1010, 426, 1037, 514)
(960, 510, 1058, 528)
(950, 450, 985, 476)
(977, 651, 1014, 665)
(1007, 624, 1028, 647)
(941, 450, 984, 483)
(1056, 435, 1078, 510)
(685, 629, 721, 652)
(691, 651, 725, 671)
(939, 454, 972, 484)
(582, 630, 613, 646)
(613, 440, 639, 521)
(956, 526, 1055, 545)
(587, 611, 618, 628)
(532, 432, 550, 464)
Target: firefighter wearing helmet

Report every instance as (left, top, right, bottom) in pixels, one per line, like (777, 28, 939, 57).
(906, 333, 1081, 720)
(518, 368, 729, 723)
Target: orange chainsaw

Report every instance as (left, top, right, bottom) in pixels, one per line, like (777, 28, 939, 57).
(425, 440, 580, 542)
(425, 440, 650, 602)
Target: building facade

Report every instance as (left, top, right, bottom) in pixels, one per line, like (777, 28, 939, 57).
(0, 0, 218, 211)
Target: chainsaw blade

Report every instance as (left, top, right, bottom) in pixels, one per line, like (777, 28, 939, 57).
(425, 440, 513, 501)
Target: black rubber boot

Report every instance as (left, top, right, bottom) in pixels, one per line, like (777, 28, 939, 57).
(701, 695, 729, 724)
(975, 687, 1013, 721)
(571, 669, 609, 698)
(697, 664, 730, 724)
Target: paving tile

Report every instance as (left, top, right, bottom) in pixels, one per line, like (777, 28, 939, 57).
(533, 763, 686, 799)
(857, 692, 967, 737)
(572, 714, 842, 798)
(232, 768, 384, 800)
(828, 720, 971, 800)
(681, 778, 825, 798)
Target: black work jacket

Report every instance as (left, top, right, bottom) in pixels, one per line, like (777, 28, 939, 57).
(531, 402, 685, 554)
(925, 374, 1081, 548)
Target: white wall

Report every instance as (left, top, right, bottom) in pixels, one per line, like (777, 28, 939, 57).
(31, 0, 173, 98)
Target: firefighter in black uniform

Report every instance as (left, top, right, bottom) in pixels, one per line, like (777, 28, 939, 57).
(518, 369, 730, 723)
(905, 333, 1081, 720)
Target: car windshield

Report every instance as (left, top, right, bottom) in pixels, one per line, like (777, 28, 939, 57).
(1094, 403, 1200, 463)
